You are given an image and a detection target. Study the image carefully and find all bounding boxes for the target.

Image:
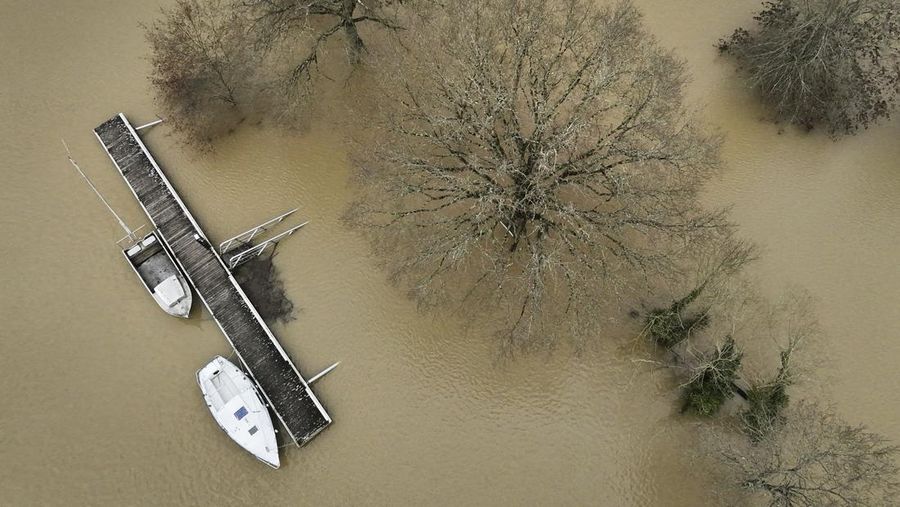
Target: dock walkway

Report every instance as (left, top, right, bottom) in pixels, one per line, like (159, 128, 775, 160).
(94, 113, 330, 446)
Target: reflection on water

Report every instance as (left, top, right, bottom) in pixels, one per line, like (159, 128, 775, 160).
(0, 0, 897, 504)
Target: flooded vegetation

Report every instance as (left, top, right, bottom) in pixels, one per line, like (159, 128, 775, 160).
(1, 0, 899, 505)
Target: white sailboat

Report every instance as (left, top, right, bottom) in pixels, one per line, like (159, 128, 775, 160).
(197, 356, 280, 469)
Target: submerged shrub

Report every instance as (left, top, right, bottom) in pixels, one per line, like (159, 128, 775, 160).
(740, 346, 795, 438)
(741, 382, 789, 439)
(645, 284, 710, 349)
(682, 336, 743, 416)
(646, 307, 709, 349)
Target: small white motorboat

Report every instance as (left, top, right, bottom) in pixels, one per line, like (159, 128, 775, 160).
(64, 142, 191, 319)
(197, 356, 280, 469)
(123, 232, 192, 318)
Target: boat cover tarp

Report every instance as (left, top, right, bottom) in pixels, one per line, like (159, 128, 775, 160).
(155, 275, 185, 307)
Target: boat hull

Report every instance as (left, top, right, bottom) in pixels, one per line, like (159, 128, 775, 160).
(197, 356, 280, 469)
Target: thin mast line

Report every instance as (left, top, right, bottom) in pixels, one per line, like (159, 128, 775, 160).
(62, 139, 134, 239)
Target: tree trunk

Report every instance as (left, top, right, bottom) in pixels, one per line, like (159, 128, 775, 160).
(508, 212, 528, 252)
(341, 0, 365, 63)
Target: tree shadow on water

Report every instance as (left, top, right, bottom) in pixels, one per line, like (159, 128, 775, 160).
(233, 251, 295, 326)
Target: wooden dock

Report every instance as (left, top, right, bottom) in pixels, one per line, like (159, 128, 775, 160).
(94, 113, 331, 446)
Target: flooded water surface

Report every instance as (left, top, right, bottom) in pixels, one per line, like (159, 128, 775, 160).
(1, 0, 898, 505)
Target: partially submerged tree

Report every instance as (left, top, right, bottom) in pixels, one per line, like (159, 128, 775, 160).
(719, 0, 900, 135)
(352, 0, 726, 352)
(145, 0, 257, 147)
(712, 401, 900, 506)
(638, 249, 825, 427)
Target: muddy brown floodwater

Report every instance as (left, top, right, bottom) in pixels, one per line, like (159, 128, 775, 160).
(1, 0, 898, 505)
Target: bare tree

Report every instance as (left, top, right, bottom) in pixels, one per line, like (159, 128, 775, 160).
(719, 0, 900, 135)
(349, 0, 727, 352)
(145, 0, 257, 147)
(241, 0, 405, 88)
(711, 401, 899, 506)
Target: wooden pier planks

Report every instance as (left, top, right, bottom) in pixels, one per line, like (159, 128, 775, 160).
(94, 113, 330, 446)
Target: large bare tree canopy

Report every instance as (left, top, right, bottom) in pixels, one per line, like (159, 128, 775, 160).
(352, 0, 727, 351)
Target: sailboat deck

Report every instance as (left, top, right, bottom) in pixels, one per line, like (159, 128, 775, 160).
(94, 113, 330, 446)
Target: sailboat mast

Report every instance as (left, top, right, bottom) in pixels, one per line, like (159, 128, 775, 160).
(62, 139, 135, 240)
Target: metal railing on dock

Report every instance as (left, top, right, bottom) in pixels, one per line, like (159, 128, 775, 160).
(94, 113, 331, 446)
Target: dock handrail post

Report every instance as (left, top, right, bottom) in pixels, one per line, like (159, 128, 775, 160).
(135, 117, 164, 131)
(226, 220, 309, 270)
(219, 208, 299, 254)
(307, 362, 340, 385)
